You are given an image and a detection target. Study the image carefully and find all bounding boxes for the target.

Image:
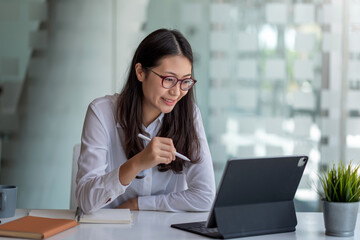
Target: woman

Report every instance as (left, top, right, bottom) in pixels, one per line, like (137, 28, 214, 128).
(76, 29, 215, 214)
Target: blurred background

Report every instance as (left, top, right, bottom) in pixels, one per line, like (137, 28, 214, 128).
(1, 0, 359, 211)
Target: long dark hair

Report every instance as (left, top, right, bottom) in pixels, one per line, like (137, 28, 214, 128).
(116, 29, 200, 173)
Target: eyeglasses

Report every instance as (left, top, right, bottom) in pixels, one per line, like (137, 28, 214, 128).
(149, 70, 197, 91)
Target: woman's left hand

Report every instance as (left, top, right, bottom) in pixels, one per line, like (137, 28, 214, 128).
(117, 197, 139, 210)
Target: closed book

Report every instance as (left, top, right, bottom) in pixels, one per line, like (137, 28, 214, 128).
(28, 208, 132, 224)
(0, 216, 78, 239)
(79, 209, 132, 223)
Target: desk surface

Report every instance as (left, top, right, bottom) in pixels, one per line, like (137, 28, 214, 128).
(1, 210, 359, 239)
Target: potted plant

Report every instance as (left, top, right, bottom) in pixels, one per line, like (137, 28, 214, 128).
(318, 161, 360, 237)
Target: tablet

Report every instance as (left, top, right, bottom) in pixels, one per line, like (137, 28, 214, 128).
(171, 155, 308, 239)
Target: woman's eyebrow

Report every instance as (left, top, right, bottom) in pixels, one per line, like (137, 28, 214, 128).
(165, 71, 192, 77)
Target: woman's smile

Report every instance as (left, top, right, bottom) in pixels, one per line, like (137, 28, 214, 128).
(161, 97, 177, 106)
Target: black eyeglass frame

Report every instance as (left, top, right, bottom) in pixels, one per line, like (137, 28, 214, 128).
(148, 69, 197, 91)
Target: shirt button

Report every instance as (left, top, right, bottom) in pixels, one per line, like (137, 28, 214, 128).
(146, 177, 150, 182)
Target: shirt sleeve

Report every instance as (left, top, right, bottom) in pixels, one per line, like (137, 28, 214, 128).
(137, 106, 216, 212)
(75, 103, 129, 214)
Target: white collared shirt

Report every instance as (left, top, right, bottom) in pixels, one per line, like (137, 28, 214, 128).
(76, 94, 216, 214)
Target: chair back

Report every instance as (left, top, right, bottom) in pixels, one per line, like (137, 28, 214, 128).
(70, 144, 81, 210)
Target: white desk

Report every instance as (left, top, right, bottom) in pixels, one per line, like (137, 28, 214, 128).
(1, 210, 360, 239)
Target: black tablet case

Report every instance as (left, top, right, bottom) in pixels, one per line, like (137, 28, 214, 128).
(171, 156, 308, 239)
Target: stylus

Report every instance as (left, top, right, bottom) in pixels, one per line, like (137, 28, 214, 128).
(137, 133, 191, 162)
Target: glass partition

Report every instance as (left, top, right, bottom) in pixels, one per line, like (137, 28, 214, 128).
(144, 0, 359, 211)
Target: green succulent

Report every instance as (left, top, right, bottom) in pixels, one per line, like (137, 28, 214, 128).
(318, 161, 360, 202)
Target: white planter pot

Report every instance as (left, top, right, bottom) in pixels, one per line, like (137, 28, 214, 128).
(323, 200, 359, 237)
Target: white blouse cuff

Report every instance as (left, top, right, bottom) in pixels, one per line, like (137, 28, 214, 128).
(104, 167, 128, 200)
(138, 195, 157, 210)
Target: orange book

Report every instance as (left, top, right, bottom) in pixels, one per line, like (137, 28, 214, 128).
(0, 216, 78, 239)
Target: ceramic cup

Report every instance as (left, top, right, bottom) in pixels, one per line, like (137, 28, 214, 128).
(0, 185, 17, 218)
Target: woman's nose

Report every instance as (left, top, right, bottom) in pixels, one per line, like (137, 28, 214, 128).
(169, 82, 181, 95)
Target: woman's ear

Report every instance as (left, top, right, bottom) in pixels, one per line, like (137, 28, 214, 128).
(135, 63, 145, 82)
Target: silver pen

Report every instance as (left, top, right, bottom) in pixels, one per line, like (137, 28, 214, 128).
(137, 133, 191, 162)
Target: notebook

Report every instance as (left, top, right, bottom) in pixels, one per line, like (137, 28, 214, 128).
(27, 208, 132, 224)
(171, 155, 308, 239)
(0, 216, 78, 239)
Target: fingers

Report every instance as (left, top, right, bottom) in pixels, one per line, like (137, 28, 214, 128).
(159, 145, 176, 161)
(150, 137, 176, 163)
(158, 156, 173, 165)
(153, 136, 174, 147)
(158, 150, 175, 163)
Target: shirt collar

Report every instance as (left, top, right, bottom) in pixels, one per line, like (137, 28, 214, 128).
(157, 112, 165, 123)
(142, 112, 165, 134)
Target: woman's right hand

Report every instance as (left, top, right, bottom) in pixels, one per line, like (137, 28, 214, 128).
(135, 137, 176, 171)
(119, 137, 176, 186)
